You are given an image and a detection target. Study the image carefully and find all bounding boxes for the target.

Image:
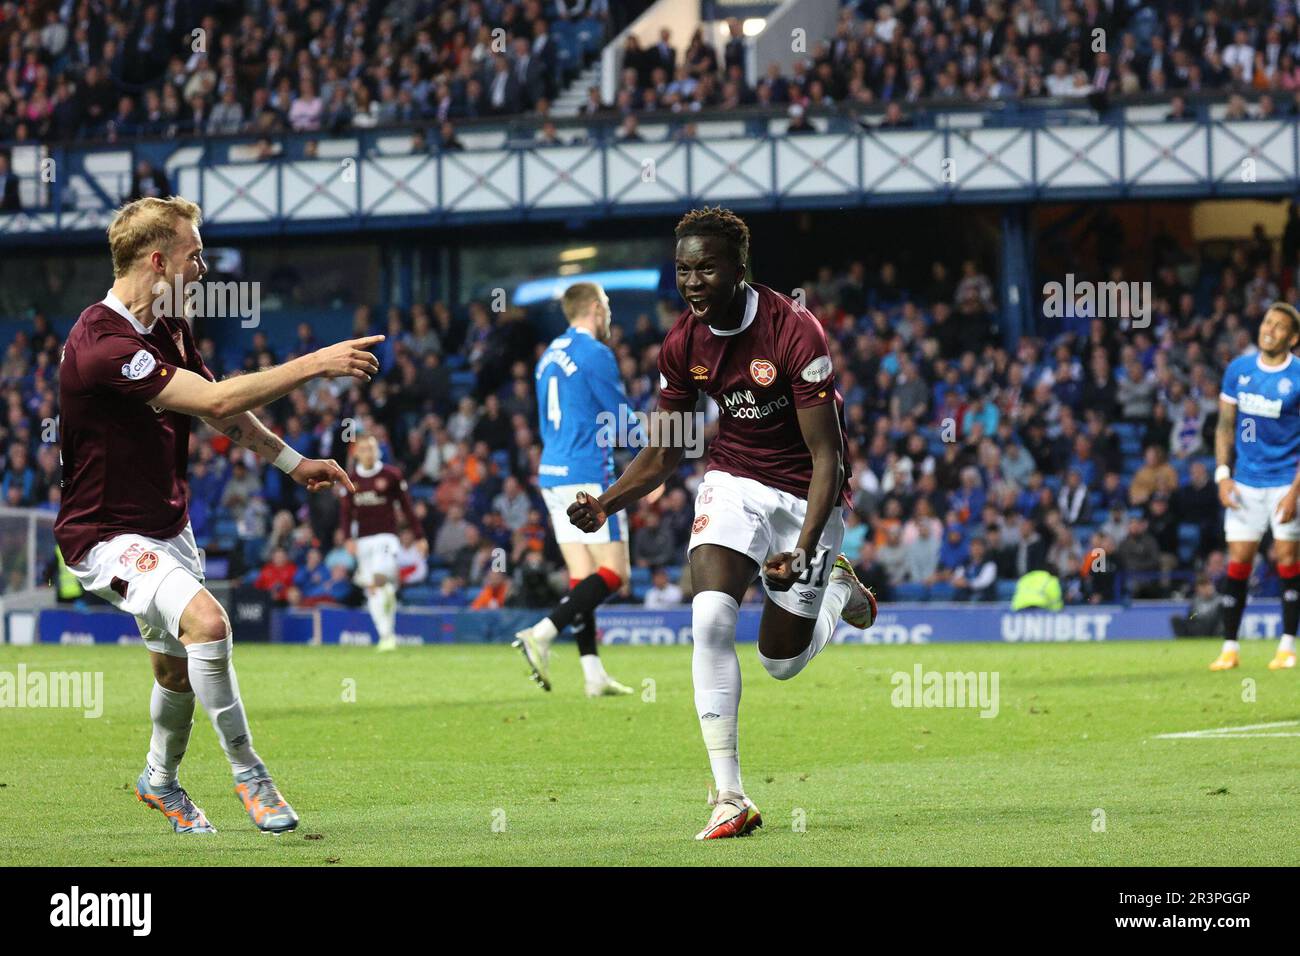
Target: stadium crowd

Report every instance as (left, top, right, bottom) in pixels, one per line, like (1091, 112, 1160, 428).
(4, 217, 1298, 606)
(12, 0, 1300, 155)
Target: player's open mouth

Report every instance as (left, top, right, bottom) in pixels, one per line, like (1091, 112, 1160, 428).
(687, 298, 710, 316)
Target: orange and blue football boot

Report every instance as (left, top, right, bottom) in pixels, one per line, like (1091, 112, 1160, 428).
(234, 763, 299, 833)
(135, 769, 217, 834)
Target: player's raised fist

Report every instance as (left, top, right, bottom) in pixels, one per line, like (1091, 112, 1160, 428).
(763, 551, 802, 592)
(567, 491, 607, 532)
(310, 335, 385, 382)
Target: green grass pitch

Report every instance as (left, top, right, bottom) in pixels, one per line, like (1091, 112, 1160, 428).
(1, 640, 1297, 866)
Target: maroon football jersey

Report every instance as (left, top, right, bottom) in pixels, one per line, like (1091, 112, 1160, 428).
(339, 463, 421, 539)
(657, 282, 852, 505)
(55, 295, 214, 564)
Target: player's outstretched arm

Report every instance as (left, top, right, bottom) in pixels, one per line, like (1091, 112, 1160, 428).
(764, 402, 844, 592)
(153, 335, 385, 420)
(569, 438, 685, 532)
(204, 410, 355, 494)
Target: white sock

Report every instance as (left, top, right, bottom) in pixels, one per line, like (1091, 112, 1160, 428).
(367, 586, 396, 642)
(1281, 635, 1296, 654)
(580, 654, 606, 683)
(384, 583, 398, 637)
(757, 577, 852, 681)
(692, 591, 743, 796)
(1223, 639, 1240, 653)
(186, 637, 260, 774)
(532, 617, 559, 642)
(146, 680, 195, 787)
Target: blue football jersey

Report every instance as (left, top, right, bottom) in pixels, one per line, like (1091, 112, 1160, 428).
(1221, 352, 1300, 487)
(535, 327, 635, 489)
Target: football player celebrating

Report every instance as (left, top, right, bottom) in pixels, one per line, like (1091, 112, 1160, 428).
(56, 196, 383, 834)
(339, 433, 426, 652)
(1211, 302, 1300, 671)
(515, 282, 634, 697)
(568, 208, 876, 839)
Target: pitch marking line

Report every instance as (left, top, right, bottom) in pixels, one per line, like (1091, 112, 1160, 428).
(1154, 720, 1300, 739)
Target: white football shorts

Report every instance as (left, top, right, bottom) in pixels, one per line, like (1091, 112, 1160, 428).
(688, 469, 846, 619)
(356, 531, 401, 586)
(1224, 482, 1300, 542)
(541, 483, 626, 545)
(68, 522, 206, 658)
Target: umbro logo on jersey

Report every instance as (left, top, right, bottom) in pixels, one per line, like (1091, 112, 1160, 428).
(1239, 375, 1251, 385)
(690, 365, 709, 381)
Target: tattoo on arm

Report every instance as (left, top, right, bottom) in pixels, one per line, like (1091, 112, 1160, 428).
(211, 412, 285, 464)
(1215, 407, 1235, 467)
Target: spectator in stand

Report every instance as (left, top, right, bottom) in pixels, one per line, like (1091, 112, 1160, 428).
(1118, 514, 1163, 598)
(952, 539, 998, 601)
(644, 567, 684, 609)
(470, 569, 512, 609)
(1130, 445, 1180, 506)
(255, 547, 298, 604)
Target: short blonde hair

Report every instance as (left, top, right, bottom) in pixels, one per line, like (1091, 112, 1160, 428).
(560, 281, 604, 323)
(107, 196, 203, 278)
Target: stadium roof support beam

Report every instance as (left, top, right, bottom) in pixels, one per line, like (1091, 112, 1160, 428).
(1000, 207, 1033, 346)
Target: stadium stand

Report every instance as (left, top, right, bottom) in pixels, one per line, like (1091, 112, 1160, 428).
(14, 0, 1300, 152)
(0, 222, 1287, 607)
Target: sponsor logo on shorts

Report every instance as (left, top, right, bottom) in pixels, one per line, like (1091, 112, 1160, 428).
(692, 515, 709, 535)
(797, 589, 816, 602)
(749, 359, 776, 387)
(122, 349, 157, 381)
(136, 551, 159, 573)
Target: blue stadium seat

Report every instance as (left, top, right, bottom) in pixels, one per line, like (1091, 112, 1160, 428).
(401, 583, 438, 605)
(894, 582, 928, 602)
(995, 580, 1017, 601)
(575, 18, 602, 55)
(929, 582, 956, 601)
(1177, 523, 1201, 564)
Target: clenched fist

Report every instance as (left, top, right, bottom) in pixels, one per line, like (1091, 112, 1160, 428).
(568, 491, 607, 533)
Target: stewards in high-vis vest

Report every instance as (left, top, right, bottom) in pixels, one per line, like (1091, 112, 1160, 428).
(1011, 569, 1063, 611)
(55, 547, 83, 602)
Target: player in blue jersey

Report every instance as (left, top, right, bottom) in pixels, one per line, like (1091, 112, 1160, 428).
(514, 282, 636, 697)
(1211, 302, 1300, 671)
